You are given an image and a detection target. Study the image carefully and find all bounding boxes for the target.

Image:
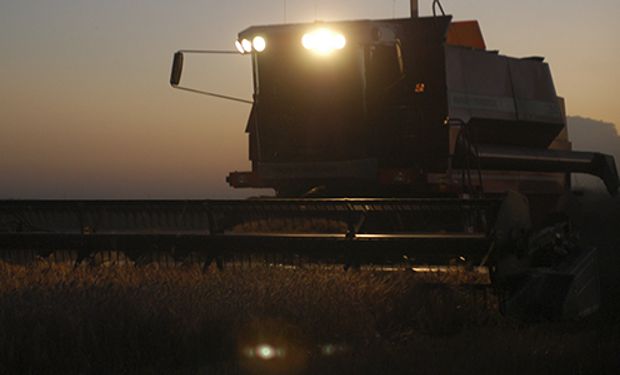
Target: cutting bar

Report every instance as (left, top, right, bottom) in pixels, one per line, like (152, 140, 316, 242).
(0, 198, 498, 266)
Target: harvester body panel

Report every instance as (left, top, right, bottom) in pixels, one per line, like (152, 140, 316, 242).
(445, 46, 564, 147)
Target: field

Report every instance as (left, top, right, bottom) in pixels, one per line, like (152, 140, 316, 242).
(1, 194, 619, 374)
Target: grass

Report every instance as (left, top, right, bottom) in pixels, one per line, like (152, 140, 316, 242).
(0, 193, 619, 374)
(1, 263, 618, 374)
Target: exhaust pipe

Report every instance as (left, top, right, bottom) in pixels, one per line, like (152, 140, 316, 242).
(410, 0, 419, 18)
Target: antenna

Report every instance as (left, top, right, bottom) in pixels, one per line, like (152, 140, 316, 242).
(410, 0, 419, 18)
(432, 0, 445, 16)
(314, 0, 318, 19)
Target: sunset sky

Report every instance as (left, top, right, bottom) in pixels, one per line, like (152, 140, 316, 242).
(1, 0, 619, 198)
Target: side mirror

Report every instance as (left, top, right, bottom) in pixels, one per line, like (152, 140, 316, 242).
(169, 49, 253, 104)
(170, 52, 184, 87)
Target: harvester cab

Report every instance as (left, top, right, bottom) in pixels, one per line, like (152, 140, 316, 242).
(226, 15, 472, 196)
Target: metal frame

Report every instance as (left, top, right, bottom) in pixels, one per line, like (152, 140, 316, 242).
(0, 198, 498, 266)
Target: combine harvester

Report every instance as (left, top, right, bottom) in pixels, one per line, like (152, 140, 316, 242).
(1, 1, 617, 320)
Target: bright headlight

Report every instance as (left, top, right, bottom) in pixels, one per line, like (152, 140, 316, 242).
(252, 36, 266, 52)
(241, 39, 253, 53)
(234, 40, 245, 54)
(302, 28, 346, 55)
(257, 344, 275, 360)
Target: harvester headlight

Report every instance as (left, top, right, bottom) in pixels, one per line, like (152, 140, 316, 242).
(252, 36, 267, 52)
(302, 28, 346, 55)
(235, 40, 245, 54)
(257, 344, 275, 360)
(242, 343, 286, 360)
(241, 38, 253, 53)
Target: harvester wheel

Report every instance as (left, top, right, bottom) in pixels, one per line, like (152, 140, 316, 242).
(492, 191, 600, 320)
(547, 191, 584, 230)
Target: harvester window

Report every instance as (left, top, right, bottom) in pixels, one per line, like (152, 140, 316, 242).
(366, 43, 404, 104)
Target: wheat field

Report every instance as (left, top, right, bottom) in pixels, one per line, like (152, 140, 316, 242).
(0, 260, 618, 374)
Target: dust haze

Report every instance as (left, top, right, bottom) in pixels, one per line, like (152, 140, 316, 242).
(568, 116, 620, 192)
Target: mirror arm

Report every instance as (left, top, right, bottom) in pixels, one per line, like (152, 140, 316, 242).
(178, 49, 239, 55)
(173, 86, 253, 104)
(169, 50, 253, 105)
